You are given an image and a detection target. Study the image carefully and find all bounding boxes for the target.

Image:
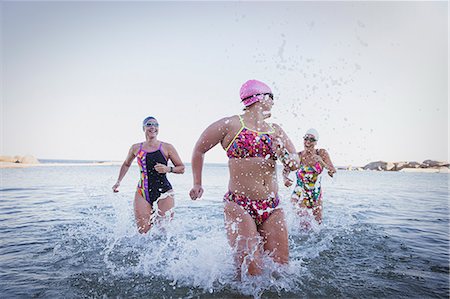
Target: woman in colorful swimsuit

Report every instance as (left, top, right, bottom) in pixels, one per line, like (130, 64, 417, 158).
(112, 116, 185, 234)
(283, 128, 336, 225)
(189, 80, 299, 277)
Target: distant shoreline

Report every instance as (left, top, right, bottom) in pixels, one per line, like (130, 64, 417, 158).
(0, 161, 123, 168)
(1, 161, 448, 173)
(1, 155, 448, 173)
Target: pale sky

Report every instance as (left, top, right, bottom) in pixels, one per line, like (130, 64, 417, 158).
(1, 1, 448, 166)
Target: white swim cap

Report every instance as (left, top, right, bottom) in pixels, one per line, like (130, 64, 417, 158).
(305, 128, 319, 141)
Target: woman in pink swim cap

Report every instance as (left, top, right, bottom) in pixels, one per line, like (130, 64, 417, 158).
(189, 80, 300, 278)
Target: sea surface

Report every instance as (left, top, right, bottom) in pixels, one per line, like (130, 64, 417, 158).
(0, 164, 449, 298)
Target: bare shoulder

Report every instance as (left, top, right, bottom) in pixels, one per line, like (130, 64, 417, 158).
(130, 143, 141, 155)
(270, 122, 284, 135)
(212, 115, 241, 132)
(298, 150, 304, 159)
(270, 122, 282, 130)
(160, 141, 175, 151)
(318, 148, 329, 156)
(222, 115, 241, 128)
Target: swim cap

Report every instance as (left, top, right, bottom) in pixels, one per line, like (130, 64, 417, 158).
(240, 80, 273, 106)
(142, 116, 157, 127)
(305, 128, 319, 141)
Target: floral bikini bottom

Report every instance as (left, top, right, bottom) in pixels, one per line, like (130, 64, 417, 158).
(223, 191, 280, 226)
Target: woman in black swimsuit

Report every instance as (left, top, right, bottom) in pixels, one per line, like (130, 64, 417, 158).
(113, 116, 185, 233)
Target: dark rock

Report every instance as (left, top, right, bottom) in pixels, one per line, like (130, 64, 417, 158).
(363, 161, 387, 171)
(364, 160, 448, 171)
(421, 160, 449, 168)
(394, 161, 420, 171)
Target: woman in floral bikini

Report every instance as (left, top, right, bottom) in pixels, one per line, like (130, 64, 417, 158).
(190, 79, 299, 277)
(283, 128, 336, 225)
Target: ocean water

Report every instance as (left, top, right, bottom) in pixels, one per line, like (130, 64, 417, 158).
(0, 164, 448, 298)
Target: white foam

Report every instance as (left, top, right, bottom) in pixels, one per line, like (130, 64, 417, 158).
(51, 179, 357, 298)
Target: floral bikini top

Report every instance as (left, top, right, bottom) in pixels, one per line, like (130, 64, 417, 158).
(225, 115, 276, 160)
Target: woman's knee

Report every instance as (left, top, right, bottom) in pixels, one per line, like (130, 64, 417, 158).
(237, 247, 263, 276)
(272, 247, 289, 264)
(247, 260, 263, 276)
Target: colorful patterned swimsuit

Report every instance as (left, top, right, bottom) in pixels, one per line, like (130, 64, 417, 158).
(292, 160, 323, 208)
(136, 142, 172, 205)
(223, 115, 279, 226)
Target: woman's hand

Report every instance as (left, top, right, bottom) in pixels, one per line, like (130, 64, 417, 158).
(154, 163, 170, 174)
(328, 169, 336, 177)
(189, 184, 204, 200)
(112, 181, 120, 193)
(284, 177, 293, 187)
(313, 154, 325, 164)
(276, 142, 300, 170)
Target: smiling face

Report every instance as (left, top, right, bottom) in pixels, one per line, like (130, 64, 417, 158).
(303, 134, 317, 148)
(143, 119, 159, 138)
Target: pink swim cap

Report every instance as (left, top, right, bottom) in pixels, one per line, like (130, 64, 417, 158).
(240, 80, 273, 106)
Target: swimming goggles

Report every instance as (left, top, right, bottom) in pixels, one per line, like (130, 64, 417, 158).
(241, 93, 274, 102)
(303, 136, 316, 142)
(144, 122, 159, 127)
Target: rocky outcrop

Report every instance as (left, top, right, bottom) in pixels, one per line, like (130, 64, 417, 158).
(421, 160, 449, 168)
(393, 161, 421, 171)
(0, 156, 15, 163)
(363, 161, 387, 171)
(0, 155, 40, 164)
(363, 160, 449, 171)
(386, 162, 395, 171)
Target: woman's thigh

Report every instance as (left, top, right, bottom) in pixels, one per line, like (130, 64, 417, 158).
(224, 201, 260, 247)
(224, 200, 263, 275)
(258, 208, 289, 264)
(133, 192, 153, 233)
(156, 192, 175, 217)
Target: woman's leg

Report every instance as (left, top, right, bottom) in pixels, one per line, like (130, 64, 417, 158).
(312, 199, 323, 224)
(290, 197, 297, 208)
(291, 196, 307, 216)
(224, 201, 263, 277)
(292, 195, 316, 229)
(134, 192, 153, 234)
(155, 192, 175, 222)
(258, 208, 289, 264)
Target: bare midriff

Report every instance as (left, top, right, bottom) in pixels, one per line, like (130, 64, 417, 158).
(227, 157, 277, 199)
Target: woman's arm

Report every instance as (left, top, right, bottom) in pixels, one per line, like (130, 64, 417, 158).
(282, 164, 294, 187)
(167, 144, 185, 174)
(273, 123, 300, 171)
(319, 149, 337, 177)
(189, 118, 230, 200)
(154, 143, 185, 174)
(112, 144, 137, 192)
